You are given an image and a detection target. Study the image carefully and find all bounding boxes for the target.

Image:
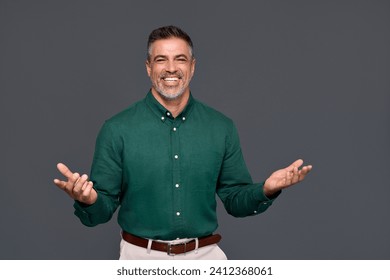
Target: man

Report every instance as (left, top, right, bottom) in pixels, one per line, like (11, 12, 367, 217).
(54, 25, 312, 259)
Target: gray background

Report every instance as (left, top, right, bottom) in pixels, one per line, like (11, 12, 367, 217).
(1, 0, 389, 259)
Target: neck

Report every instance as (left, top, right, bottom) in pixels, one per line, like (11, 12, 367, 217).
(151, 89, 190, 118)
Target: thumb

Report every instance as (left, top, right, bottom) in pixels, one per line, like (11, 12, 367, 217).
(53, 178, 67, 190)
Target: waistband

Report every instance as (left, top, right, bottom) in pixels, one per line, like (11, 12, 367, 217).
(121, 231, 222, 256)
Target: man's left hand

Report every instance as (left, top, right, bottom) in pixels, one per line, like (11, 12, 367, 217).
(263, 159, 312, 197)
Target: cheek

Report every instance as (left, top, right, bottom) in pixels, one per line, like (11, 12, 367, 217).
(151, 70, 161, 80)
(148, 66, 161, 78)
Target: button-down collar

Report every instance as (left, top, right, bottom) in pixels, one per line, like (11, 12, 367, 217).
(145, 90, 195, 122)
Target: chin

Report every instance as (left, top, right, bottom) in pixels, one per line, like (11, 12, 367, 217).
(157, 88, 186, 101)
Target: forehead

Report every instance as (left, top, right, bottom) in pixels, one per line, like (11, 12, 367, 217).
(149, 37, 192, 57)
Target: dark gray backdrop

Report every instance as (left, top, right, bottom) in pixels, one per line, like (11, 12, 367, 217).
(1, 0, 389, 259)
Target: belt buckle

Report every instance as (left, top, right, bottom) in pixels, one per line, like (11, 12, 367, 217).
(166, 242, 187, 256)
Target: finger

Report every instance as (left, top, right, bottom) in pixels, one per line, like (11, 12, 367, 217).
(73, 174, 88, 193)
(292, 159, 304, 168)
(284, 169, 295, 186)
(285, 159, 304, 172)
(84, 181, 94, 195)
(69, 172, 80, 186)
(81, 180, 89, 191)
(298, 165, 313, 181)
(291, 166, 300, 184)
(53, 179, 67, 190)
(61, 173, 80, 195)
(301, 165, 313, 174)
(80, 182, 94, 203)
(57, 163, 74, 179)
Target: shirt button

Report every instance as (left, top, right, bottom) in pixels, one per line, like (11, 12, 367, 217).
(254, 210, 258, 214)
(161, 116, 165, 121)
(175, 184, 180, 188)
(166, 112, 171, 116)
(174, 155, 179, 159)
(173, 127, 177, 131)
(176, 212, 181, 216)
(182, 117, 186, 121)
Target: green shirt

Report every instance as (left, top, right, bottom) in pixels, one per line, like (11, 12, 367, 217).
(74, 91, 279, 240)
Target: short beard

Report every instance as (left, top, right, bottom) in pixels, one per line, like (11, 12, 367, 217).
(151, 70, 189, 101)
(154, 85, 186, 101)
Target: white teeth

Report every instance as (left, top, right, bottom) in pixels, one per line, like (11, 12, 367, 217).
(163, 77, 179, 81)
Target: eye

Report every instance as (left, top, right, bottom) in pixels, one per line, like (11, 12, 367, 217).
(154, 57, 167, 63)
(176, 57, 188, 63)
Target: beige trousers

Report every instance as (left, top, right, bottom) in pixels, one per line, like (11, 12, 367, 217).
(119, 237, 228, 260)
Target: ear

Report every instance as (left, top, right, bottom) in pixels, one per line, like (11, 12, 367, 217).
(145, 60, 151, 77)
(190, 58, 196, 76)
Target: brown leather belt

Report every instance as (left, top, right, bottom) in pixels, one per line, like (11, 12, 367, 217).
(122, 231, 222, 255)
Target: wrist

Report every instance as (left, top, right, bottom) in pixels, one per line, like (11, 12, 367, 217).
(80, 189, 98, 205)
(263, 179, 280, 197)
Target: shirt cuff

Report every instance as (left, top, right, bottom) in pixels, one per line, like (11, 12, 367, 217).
(253, 182, 281, 202)
(248, 182, 281, 216)
(73, 193, 104, 215)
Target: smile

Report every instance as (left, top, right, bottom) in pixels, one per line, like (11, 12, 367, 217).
(162, 77, 180, 81)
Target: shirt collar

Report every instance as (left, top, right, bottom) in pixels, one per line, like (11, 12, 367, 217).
(145, 90, 195, 122)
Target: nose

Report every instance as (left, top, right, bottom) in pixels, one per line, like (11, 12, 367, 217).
(165, 60, 177, 73)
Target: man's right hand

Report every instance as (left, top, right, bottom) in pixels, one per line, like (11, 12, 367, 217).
(53, 163, 97, 205)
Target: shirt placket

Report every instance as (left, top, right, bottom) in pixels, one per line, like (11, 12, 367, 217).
(166, 111, 186, 238)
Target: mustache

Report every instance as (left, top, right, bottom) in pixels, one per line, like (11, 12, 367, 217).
(160, 71, 183, 79)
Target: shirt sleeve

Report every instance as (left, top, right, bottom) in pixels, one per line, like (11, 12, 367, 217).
(73, 121, 122, 226)
(216, 122, 281, 217)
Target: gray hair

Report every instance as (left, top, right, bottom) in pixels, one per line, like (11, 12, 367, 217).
(147, 25, 194, 61)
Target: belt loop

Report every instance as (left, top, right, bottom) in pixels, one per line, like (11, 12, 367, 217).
(194, 238, 199, 254)
(146, 239, 152, 254)
(167, 243, 174, 256)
